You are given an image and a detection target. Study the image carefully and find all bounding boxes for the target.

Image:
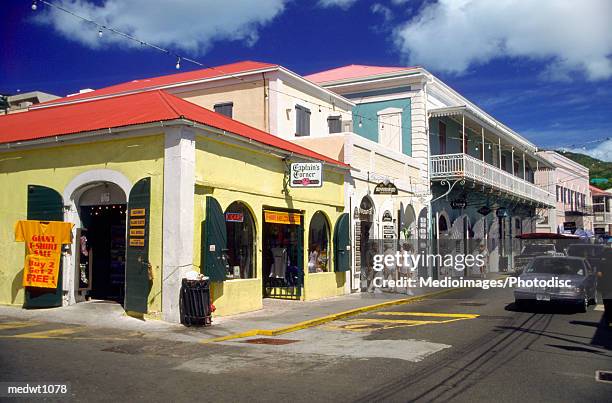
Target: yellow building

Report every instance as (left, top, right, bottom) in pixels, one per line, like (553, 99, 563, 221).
(0, 89, 350, 322)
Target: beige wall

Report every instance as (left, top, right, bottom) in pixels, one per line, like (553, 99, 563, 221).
(174, 80, 267, 131)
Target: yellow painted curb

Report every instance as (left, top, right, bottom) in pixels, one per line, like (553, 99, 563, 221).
(200, 287, 460, 343)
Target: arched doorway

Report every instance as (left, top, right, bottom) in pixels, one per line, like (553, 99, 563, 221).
(358, 196, 375, 291)
(308, 211, 330, 273)
(224, 201, 256, 279)
(76, 182, 127, 302)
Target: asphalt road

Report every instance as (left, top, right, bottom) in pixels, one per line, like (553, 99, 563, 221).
(0, 287, 610, 402)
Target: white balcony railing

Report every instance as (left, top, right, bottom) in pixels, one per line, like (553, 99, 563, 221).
(430, 153, 555, 207)
(594, 212, 612, 224)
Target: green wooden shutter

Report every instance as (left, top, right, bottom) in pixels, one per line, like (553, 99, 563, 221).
(334, 213, 351, 272)
(203, 196, 227, 281)
(124, 178, 151, 314)
(24, 185, 64, 308)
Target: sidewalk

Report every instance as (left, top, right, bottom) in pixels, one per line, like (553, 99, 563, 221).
(0, 286, 455, 344)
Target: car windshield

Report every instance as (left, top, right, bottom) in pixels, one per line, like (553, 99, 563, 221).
(522, 244, 555, 254)
(525, 258, 585, 275)
(566, 245, 603, 258)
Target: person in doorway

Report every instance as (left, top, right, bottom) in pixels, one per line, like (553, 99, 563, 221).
(597, 247, 612, 327)
(399, 242, 415, 295)
(365, 241, 379, 292)
(477, 242, 489, 279)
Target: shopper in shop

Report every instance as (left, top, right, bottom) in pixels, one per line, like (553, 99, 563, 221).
(308, 244, 320, 273)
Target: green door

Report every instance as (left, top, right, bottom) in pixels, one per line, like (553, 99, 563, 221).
(124, 178, 151, 314)
(24, 185, 64, 308)
(203, 196, 227, 281)
(334, 213, 351, 272)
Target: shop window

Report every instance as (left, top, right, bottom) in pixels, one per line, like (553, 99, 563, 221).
(295, 105, 311, 136)
(328, 116, 341, 134)
(308, 211, 330, 273)
(214, 102, 233, 118)
(224, 202, 256, 279)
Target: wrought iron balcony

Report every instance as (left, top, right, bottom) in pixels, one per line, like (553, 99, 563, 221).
(430, 153, 555, 207)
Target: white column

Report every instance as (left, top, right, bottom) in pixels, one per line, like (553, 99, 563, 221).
(511, 148, 515, 176)
(481, 127, 485, 161)
(522, 152, 526, 179)
(498, 138, 502, 168)
(162, 126, 196, 323)
(462, 114, 466, 154)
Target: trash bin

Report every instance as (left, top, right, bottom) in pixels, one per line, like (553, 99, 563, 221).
(179, 278, 212, 326)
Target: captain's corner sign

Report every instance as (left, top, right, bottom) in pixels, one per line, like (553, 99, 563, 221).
(290, 162, 323, 188)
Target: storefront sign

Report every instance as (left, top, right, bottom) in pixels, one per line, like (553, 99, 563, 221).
(225, 212, 244, 222)
(373, 182, 398, 195)
(382, 211, 393, 222)
(129, 228, 145, 237)
(130, 208, 146, 217)
(130, 218, 145, 227)
(594, 227, 606, 235)
(451, 199, 467, 209)
(129, 238, 145, 247)
(563, 221, 577, 231)
(264, 210, 301, 225)
(290, 162, 322, 188)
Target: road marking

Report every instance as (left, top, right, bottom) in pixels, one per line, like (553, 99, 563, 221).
(325, 311, 479, 332)
(0, 327, 81, 339)
(0, 321, 40, 331)
(376, 312, 479, 319)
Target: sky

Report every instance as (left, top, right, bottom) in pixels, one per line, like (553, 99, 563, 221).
(1, 0, 611, 161)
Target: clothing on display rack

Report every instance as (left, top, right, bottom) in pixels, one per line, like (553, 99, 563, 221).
(270, 247, 288, 278)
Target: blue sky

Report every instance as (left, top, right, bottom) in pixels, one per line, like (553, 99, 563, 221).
(2, 0, 611, 160)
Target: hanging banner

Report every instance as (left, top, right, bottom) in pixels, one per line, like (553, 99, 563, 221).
(264, 210, 301, 225)
(14, 220, 74, 289)
(290, 162, 323, 188)
(373, 182, 398, 195)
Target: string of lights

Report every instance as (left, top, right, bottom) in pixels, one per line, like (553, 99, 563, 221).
(28, 1, 610, 157)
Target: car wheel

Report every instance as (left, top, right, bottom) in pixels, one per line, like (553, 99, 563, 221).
(578, 295, 588, 313)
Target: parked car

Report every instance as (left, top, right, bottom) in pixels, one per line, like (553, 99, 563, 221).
(514, 243, 558, 275)
(514, 256, 597, 312)
(565, 244, 607, 272)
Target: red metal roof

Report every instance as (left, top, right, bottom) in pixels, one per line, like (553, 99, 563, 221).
(305, 64, 419, 84)
(590, 185, 609, 196)
(37, 61, 277, 107)
(0, 90, 348, 168)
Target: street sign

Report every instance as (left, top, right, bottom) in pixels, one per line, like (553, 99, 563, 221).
(451, 199, 467, 209)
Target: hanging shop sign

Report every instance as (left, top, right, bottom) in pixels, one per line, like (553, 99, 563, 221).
(290, 162, 322, 188)
(496, 208, 508, 218)
(594, 227, 606, 235)
(264, 210, 301, 225)
(477, 206, 492, 216)
(225, 212, 244, 222)
(373, 182, 398, 195)
(451, 199, 467, 209)
(382, 210, 393, 222)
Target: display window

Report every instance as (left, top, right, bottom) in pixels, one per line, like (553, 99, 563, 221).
(308, 211, 330, 273)
(262, 209, 304, 299)
(224, 202, 256, 279)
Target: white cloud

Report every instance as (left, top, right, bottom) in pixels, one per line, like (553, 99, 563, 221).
(393, 0, 612, 81)
(371, 3, 393, 22)
(317, 0, 359, 10)
(567, 139, 612, 162)
(36, 0, 288, 53)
